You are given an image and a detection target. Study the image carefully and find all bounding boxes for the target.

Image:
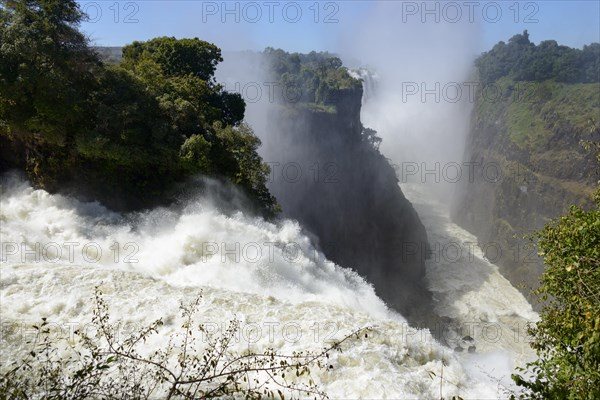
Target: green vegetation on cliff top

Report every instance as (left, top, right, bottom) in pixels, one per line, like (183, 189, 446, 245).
(0, 0, 276, 214)
(472, 31, 600, 398)
(506, 81, 599, 149)
(474, 31, 599, 151)
(476, 30, 599, 85)
(263, 47, 362, 112)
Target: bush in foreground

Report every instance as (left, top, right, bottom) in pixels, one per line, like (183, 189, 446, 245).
(0, 288, 370, 399)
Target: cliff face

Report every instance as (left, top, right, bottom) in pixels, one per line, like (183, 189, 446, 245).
(266, 87, 432, 320)
(452, 79, 598, 302)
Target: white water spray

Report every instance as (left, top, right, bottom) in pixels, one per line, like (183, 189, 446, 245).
(1, 171, 535, 398)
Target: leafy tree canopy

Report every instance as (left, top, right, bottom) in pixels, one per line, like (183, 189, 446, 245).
(0, 0, 276, 215)
(513, 132, 600, 399)
(0, 0, 100, 143)
(122, 36, 223, 81)
(263, 47, 362, 106)
(476, 30, 599, 84)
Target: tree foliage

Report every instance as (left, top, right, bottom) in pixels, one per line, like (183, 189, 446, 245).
(122, 36, 223, 81)
(263, 48, 362, 105)
(0, 0, 100, 144)
(0, 0, 276, 215)
(512, 130, 600, 399)
(476, 30, 600, 84)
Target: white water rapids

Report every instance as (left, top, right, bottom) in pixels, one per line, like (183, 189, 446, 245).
(0, 172, 536, 399)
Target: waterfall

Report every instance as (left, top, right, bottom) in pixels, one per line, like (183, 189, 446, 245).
(349, 67, 379, 105)
(0, 171, 535, 398)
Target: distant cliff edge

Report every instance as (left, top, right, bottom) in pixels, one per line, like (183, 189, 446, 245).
(260, 49, 432, 321)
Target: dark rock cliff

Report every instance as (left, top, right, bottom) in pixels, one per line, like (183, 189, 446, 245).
(266, 87, 432, 321)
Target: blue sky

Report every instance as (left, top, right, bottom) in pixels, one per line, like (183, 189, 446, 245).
(78, 1, 599, 54)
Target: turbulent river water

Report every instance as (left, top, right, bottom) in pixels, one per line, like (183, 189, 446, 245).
(0, 172, 537, 399)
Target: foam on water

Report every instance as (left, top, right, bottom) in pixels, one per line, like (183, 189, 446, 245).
(1, 173, 533, 398)
(403, 182, 538, 394)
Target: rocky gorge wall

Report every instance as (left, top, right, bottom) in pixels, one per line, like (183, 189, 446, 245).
(264, 86, 433, 322)
(452, 78, 599, 305)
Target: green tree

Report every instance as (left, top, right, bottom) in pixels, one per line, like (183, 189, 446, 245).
(119, 39, 275, 213)
(475, 31, 599, 84)
(0, 0, 101, 189)
(211, 121, 276, 211)
(0, 1, 277, 215)
(123, 40, 246, 128)
(580, 43, 600, 83)
(79, 65, 176, 164)
(122, 36, 223, 81)
(263, 48, 361, 107)
(0, 0, 99, 145)
(513, 134, 600, 399)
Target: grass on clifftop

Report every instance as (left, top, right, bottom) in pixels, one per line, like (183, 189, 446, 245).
(474, 77, 600, 151)
(506, 81, 600, 149)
